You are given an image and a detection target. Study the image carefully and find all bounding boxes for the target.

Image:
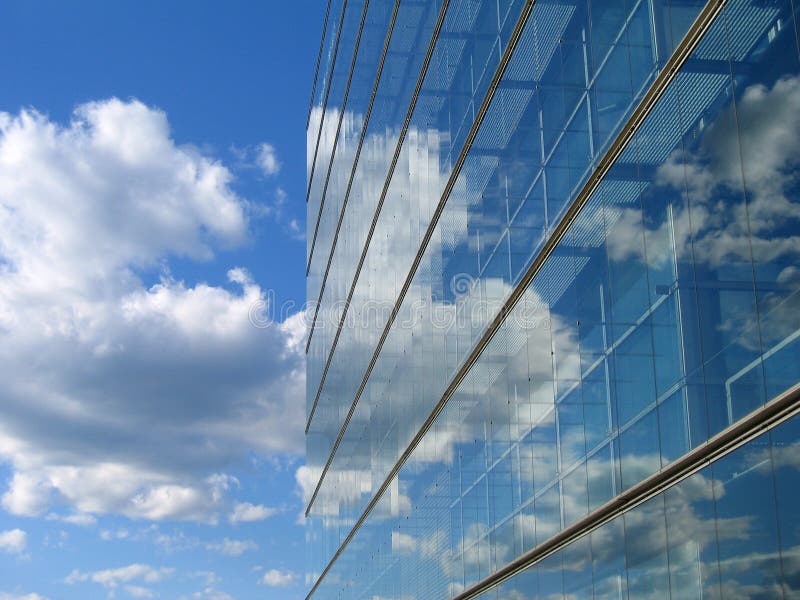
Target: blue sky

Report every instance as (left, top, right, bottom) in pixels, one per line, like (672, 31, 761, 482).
(0, 2, 321, 598)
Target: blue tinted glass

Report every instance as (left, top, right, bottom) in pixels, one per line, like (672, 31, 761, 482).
(306, 0, 800, 597)
(484, 412, 800, 600)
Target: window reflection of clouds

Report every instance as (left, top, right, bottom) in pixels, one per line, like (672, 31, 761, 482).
(306, 0, 445, 412)
(309, 0, 651, 548)
(307, 0, 800, 597)
(490, 416, 800, 599)
(597, 75, 800, 273)
(309, 0, 528, 552)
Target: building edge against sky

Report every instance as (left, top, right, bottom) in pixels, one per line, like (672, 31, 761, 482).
(305, 0, 800, 598)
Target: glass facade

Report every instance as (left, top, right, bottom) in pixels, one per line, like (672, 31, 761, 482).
(305, 0, 800, 598)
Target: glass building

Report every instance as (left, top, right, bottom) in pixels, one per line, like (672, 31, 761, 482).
(304, 0, 800, 598)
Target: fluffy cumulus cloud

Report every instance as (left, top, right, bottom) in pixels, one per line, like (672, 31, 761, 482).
(229, 501, 277, 523)
(65, 563, 174, 590)
(260, 568, 297, 587)
(123, 586, 155, 599)
(0, 529, 27, 554)
(256, 143, 281, 176)
(188, 589, 234, 600)
(205, 538, 258, 557)
(0, 99, 305, 523)
(599, 75, 800, 273)
(293, 465, 319, 507)
(46, 512, 97, 527)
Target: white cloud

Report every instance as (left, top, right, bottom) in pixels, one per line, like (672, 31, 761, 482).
(0, 529, 27, 554)
(189, 589, 234, 600)
(0, 99, 306, 523)
(600, 75, 800, 274)
(390, 531, 417, 555)
(100, 524, 212, 555)
(189, 571, 220, 587)
(294, 465, 319, 506)
(0, 594, 48, 600)
(256, 143, 280, 176)
(229, 501, 277, 523)
(260, 569, 296, 587)
(274, 186, 287, 206)
(46, 512, 97, 527)
(124, 586, 155, 599)
(0, 99, 246, 274)
(99, 529, 130, 541)
(205, 538, 258, 557)
(65, 564, 174, 589)
(150, 529, 199, 553)
(1, 474, 52, 517)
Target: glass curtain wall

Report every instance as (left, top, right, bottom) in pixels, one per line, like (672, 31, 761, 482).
(305, 0, 800, 597)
